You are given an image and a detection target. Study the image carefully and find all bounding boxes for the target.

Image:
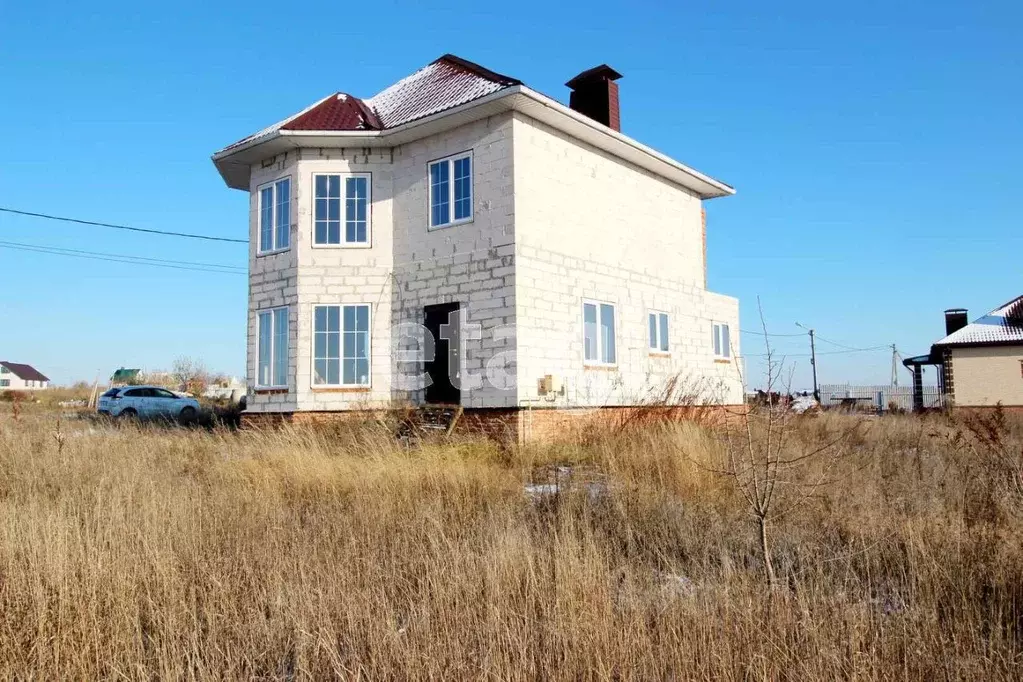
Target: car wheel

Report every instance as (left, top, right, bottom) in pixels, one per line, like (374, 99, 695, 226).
(179, 406, 197, 424)
(119, 408, 138, 420)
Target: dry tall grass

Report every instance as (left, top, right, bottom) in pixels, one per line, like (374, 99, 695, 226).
(0, 409, 1020, 679)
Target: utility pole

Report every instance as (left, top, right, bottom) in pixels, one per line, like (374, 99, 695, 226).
(796, 322, 820, 402)
(890, 344, 899, 387)
(808, 328, 819, 402)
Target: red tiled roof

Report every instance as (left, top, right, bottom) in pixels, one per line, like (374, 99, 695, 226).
(281, 93, 382, 132)
(0, 361, 49, 382)
(220, 54, 520, 152)
(935, 295, 1023, 347)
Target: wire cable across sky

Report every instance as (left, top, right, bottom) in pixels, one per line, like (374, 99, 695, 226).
(0, 206, 247, 244)
(0, 240, 246, 275)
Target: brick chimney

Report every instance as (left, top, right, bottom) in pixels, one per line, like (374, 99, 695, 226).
(566, 65, 623, 131)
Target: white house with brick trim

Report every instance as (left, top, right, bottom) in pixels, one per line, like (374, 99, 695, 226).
(904, 297, 1023, 411)
(212, 55, 742, 435)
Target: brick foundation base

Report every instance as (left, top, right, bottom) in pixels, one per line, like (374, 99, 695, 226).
(240, 404, 746, 444)
(953, 405, 1023, 416)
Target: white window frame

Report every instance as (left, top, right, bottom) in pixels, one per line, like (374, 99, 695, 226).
(713, 322, 732, 360)
(256, 306, 290, 388)
(428, 150, 473, 230)
(311, 172, 373, 248)
(0, 379, 8, 387)
(648, 311, 670, 354)
(311, 303, 373, 388)
(256, 176, 292, 255)
(582, 299, 618, 367)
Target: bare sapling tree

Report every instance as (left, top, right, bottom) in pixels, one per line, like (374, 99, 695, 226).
(711, 298, 861, 586)
(171, 356, 211, 397)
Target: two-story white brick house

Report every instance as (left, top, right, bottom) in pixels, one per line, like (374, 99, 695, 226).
(212, 55, 741, 438)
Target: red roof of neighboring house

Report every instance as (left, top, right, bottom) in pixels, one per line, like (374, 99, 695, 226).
(221, 54, 521, 152)
(0, 361, 50, 382)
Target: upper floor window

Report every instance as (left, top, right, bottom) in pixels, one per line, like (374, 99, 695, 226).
(313, 304, 371, 387)
(0, 366, 8, 374)
(713, 322, 731, 359)
(257, 306, 289, 388)
(429, 152, 472, 229)
(648, 312, 669, 353)
(583, 300, 617, 366)
(258, 177, 291, 254)
(314, 174, 371, 246)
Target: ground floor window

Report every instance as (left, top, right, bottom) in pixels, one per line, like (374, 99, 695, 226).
(584, 300, 617, 365)
(313, 304, 371, 386)
(257, 306, 289, 387)
(649, 312, 669, 353)
(713, 322, 731, 359)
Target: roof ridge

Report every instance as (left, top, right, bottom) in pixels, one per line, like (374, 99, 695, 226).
(433, 54, 521, 86)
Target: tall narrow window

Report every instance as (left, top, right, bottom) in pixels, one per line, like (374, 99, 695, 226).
(345, 176, 369, 244)
(649, 312, 670, 353)
(314, 174, 371, 245)
(314, 304, 371, 386)
(583, 301, 617, 365)
(713, 322, 731, 359)
(258, 178, 290, 254)
(257, 307, 289, 387)
(429, 152, 472, 228)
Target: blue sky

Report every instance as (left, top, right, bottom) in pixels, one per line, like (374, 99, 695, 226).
(1, 0, 1019, 389)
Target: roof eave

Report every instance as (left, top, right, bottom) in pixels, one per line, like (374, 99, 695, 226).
(213, 84, 735, 199)
(934, 339, 1023, 350)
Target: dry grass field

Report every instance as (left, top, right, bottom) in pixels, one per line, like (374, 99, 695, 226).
(0, 405, 1021, 679)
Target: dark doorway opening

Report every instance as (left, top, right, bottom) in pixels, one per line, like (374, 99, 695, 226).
(423, 302, 461, 405)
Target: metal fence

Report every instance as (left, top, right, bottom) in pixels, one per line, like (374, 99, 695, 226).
(819, 384, 945, 413)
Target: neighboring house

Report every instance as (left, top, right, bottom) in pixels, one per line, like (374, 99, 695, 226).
(904, 296, 1023, 411)
(212, 54, 742, 438)
(0, 362, 50, 390)
(110, 368, 141, 385)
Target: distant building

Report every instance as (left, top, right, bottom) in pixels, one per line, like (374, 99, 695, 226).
(904, 295, 1023, 411)
(110, 368, 141, 385)
(0, 361, 51, 390)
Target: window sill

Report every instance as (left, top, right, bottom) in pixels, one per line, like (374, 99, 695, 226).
(648, 351, 671, 358)
(311, 242, 372, 250)
(713, 358, 732, 364)
(311, 386, 372, 393)
(584, 364, 619, 371)
(254, 387, 288, 394)
(256, 248, 291, 258)
(428, 216, 474, 231)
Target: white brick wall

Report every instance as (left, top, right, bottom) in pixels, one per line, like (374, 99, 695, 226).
(241, 110, 741, 412)
(247, 153, 300, 413)
(511, 113, 743, 406)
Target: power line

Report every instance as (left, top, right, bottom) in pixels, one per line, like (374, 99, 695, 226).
(0, 207, 247, 244)
(739, 329, 806, 338)
(814, 334, 887, 352)
(745, 346, 889, 358)
(0, 242, 246, 275)
(0, 239, 245, 271)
